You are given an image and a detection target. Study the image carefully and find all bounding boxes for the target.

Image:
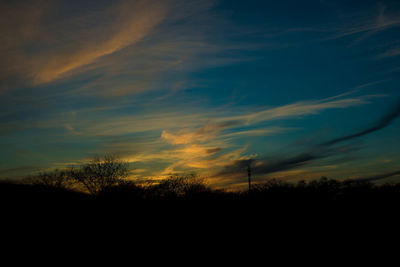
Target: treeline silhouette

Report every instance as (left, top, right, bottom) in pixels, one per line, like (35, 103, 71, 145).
(3, 173, 400, 203)
(2, 155, 400, 215)
(3, 156, 400, 246)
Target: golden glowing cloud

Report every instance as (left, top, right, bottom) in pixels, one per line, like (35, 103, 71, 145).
(0, 0, 168, 87)
(33, 1, 168, 84)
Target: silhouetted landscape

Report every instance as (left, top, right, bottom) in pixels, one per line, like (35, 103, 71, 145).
(3, 174, 400, 206)
(2, 155, 400, 221)
(2, 1, 400, 238)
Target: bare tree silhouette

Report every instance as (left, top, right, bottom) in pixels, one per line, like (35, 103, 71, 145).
(69, 154, 129, 195)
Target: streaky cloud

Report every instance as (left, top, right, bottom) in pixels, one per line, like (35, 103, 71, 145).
(33, 0, 168, 84)
(354, 170, 400, 182)
(322, 100, 400, 146)
(375, 47, 400, 59)
(0, 0, 175, 87)
(214, 100, 400, 182)
(217, 95, 374, 126)
(326, 4, 400, 42)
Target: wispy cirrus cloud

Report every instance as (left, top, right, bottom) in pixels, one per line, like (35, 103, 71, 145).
(0, 0, 230, 91)
(122, 93, 376, 179)
(325, 4, 400, 42)
(216, 95, 378, 126)
(2, 1, 399, 188)
(256, 2, 400, 46)
(0, 0, 169, 87)
(32, 1, 168, 85)
(0, 91, 378, 180)
(214, 100, 400, 187)
(0, 77, 382, 183)
(376, 47, 400, 59)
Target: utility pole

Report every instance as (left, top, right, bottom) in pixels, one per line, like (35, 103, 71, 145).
(247, 164, 252, 192)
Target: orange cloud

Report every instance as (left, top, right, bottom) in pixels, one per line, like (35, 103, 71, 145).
(33, 1, 168, 84)
(0, 0, 168, 87)
(161, 121, 220, 145)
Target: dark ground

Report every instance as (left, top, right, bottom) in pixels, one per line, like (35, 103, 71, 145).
(2, 178, 400, 220)
(2, 179, 399, 256)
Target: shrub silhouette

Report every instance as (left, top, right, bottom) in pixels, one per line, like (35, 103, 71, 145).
(25, 169, 74, 190)
(145, 174, 210, 198)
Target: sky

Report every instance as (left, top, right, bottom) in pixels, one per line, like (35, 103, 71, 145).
(1, 0, 400, 189)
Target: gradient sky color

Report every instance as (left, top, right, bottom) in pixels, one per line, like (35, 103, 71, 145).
(1, 0, 400, 189)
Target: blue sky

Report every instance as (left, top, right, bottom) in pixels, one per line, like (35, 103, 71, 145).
(1, 0, 400, 189)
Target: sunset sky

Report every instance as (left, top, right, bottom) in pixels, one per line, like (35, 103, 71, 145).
(1, 0, 400, 189)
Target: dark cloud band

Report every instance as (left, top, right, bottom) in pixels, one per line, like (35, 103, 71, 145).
(216, 100, 400, 180)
